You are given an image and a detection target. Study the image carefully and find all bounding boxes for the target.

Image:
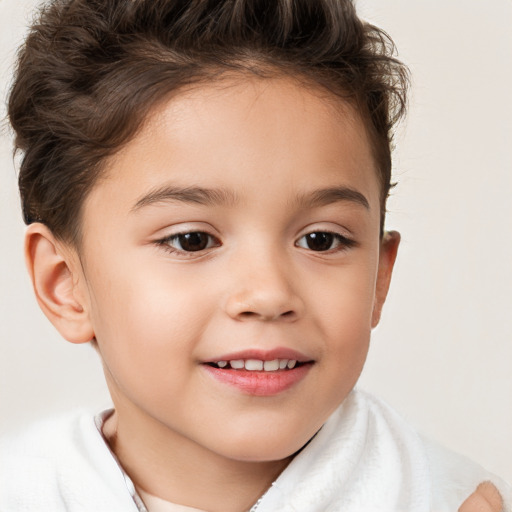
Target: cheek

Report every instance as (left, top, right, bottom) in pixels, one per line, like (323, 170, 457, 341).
(307, 257, 378, 334)
(84, 260, 214, 385)
(306, 259, 377, 384)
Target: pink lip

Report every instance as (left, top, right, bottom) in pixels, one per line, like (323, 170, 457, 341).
(202, 363, 312, 396)
(201, 347, 314, 397)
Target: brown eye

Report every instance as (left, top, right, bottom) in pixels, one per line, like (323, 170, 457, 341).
(302, 232, 334, 251)
(296, 231, 353, 252)
(164, 232, 218, 253)
(177, 232, 210, 251)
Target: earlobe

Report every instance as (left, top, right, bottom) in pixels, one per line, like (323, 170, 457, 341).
(371, 230, 400, 328)
(25, 223, 94, 344)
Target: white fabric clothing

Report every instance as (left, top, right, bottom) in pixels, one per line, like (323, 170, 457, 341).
(0, 389, 510, 512)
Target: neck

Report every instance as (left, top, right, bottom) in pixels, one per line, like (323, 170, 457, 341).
(103, 406, 291, 512)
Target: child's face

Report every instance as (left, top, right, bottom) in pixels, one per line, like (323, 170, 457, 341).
(69, 77, 397, 462)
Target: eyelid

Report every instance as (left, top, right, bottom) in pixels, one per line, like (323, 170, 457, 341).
(295, 222, 355, 241)
(150, 221, 220, 244)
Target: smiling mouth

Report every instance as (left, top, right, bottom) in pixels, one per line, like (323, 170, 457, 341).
(205, 358, 308, 371)
(202, 355, 314, 395)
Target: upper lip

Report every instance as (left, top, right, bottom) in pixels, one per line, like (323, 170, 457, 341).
(202, 348, 313, 363)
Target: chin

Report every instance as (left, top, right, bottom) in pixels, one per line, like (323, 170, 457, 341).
(212, 428, 316, 463)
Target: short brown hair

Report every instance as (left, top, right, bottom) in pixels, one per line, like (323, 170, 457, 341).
(8, 0, 409, 245)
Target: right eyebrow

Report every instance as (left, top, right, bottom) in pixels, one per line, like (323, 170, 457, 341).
(130, 185, 238, 213)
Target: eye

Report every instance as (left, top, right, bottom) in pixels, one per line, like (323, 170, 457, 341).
(159, 231, 220, 253)
(295, 231, 354, 252)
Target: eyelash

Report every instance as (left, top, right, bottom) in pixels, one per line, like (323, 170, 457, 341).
(155, 230, 356, 256)
(156, 231, 221, 257)
(295, 231, 356, 253)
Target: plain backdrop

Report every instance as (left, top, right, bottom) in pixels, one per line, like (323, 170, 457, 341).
(1, 0, 511, 483)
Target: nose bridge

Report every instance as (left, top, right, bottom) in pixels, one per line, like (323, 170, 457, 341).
(224, 239, 303, 322)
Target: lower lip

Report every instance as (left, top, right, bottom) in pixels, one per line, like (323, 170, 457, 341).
(202, 364, 312, 396)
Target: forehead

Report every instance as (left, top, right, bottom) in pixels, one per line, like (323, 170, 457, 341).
(87, 76, 380, 223)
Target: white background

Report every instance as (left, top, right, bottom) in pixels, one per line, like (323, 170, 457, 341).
(1, 0, 511, 483)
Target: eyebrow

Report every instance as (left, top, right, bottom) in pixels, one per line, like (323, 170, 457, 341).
(131, 185, 238, 212)
(294, 186, 370, 210)
(131, 184, 370, 212)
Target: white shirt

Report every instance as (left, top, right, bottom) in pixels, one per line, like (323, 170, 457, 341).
(0, 389, 510, 512)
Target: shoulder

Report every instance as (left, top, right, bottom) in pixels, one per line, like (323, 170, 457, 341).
(355, 389, 512, 512)
(0, 411, 139, 512)
(1, 410, 90, 454)
(420, 434, 512, 512)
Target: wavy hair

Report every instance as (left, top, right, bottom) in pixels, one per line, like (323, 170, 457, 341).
(8, 0, 409, 244)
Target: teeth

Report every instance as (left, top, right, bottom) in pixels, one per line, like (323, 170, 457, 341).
(213, 358, 300, 371)
(263, 359, 279, 371)
(245, 359, 263, 371)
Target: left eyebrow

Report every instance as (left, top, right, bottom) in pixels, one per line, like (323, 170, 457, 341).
(293, 186, 370, 210)
(130, 185, 238, 212)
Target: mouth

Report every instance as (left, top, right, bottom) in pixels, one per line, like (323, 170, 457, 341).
(201, 349, 314, 396)
(205, 358, 307, 371)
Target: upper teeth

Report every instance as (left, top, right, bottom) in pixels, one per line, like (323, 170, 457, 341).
(213, 359, 297, 371)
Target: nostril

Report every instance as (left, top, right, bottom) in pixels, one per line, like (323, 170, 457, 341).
(274, 310, 298, 322)
(239, 311, 258, 319)
(237, 309, 296, 321)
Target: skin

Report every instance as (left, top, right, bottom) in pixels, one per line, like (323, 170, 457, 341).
(25, 77, 503, 512)
(459, 482, 504, 512)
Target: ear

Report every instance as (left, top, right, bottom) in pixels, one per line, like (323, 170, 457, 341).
(371, 230, 400, 328)
(25, 223, 95, 344)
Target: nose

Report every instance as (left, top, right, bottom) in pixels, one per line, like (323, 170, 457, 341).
(224, 253, 304, 322)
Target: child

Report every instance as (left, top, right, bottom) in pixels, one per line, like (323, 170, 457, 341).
(0, 0, 510, 511)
